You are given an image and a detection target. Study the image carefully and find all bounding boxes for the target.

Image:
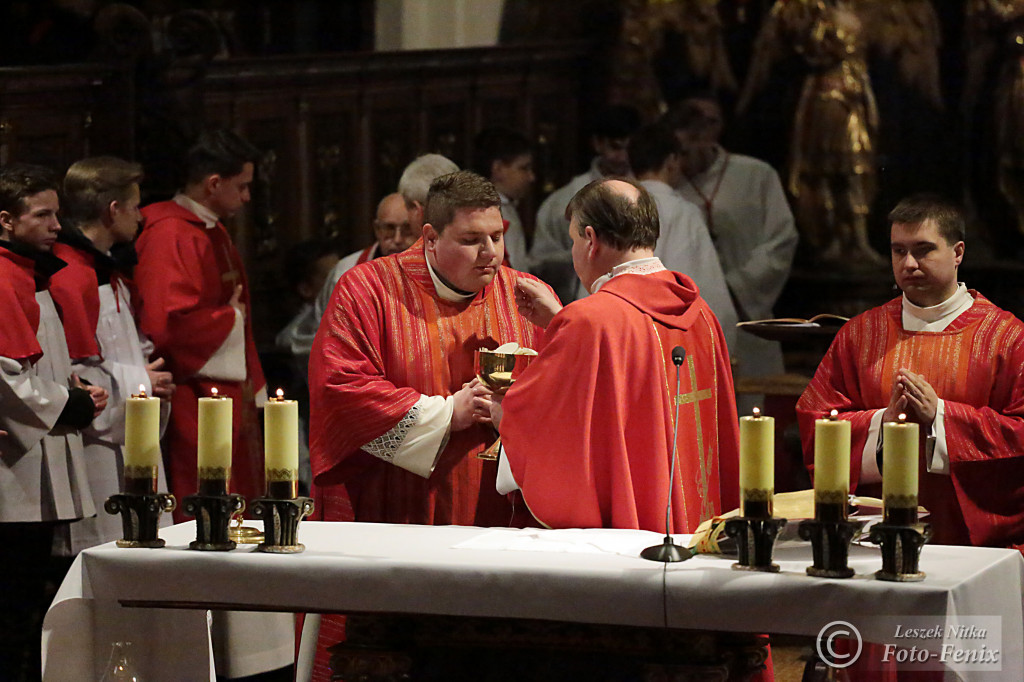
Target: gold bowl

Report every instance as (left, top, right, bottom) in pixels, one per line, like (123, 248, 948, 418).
(474, 349, 534, 391)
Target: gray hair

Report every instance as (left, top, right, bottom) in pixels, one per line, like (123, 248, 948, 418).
(398, 154, 459, 205)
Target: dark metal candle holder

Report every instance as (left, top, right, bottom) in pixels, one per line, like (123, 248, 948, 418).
(724, 516, 787, 572)
(869, 517, 932, 582)
(251, 496, 315, 553)
(104, 492, 176, 548)
(798, 501, 859, 578)
(182, 490, 246, 551)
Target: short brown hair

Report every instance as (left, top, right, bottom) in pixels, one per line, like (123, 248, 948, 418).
(565, 177, 659, 250)
(0, 164, 59, 216)
(63, 156, 144, 226)
(888, 193, 965, 245)
(423, 170, 500, 232)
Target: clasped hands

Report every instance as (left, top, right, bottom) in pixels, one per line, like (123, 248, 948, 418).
(882, 368, 938, 430)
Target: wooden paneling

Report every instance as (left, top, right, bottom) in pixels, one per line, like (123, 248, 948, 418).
(0, 65, 131, 171)
(199, 44, 589, 346)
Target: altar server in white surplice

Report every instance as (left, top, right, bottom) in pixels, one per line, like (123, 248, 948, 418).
(0, 163, 108, 681)
(530, 105, 641, 303)
(628, 122, 739, 352)
(666, 95, 797, 396)
(49, 157, 176, 554)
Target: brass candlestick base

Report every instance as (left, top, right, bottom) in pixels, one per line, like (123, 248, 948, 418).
(724, 516, 787, 572)
(869, 522, 932, 582)
(104, 492, 176, 548)
(182, 493, 246, 551)
(798, 518, 859, 579)
(251, 497, 314, 553)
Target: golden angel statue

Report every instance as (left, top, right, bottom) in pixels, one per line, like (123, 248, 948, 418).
(608, 0, 738, 120)
(739, 0, 943, 266)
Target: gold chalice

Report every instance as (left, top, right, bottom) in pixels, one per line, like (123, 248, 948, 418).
(474, 347, 536, 392)
(474, 346, 536, 460)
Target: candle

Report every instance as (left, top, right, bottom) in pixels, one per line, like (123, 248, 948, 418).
(197, 389, 232, 495)
(264, 388, 299, 499)
(739, 407, 774, 518)
(124, 385, 160, 494)
(813, 409, 851, 521)
(882, 413, 920, 524)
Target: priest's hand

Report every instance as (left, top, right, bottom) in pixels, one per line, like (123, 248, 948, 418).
(452, 378, 494, 431)
(146, 357, 176, 399)
(897, 369, 938, 430)
(515, 277, 562, 328)
(881, 379, 910, 424)
(229, 284, 246, 317)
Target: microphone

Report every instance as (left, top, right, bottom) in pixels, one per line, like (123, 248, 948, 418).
(641, 345, 694, 562)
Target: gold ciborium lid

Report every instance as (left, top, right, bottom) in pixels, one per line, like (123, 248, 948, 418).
(475, 345, 536, 391)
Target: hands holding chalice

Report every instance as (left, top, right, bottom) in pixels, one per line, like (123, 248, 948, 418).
(467, 342, 538, 459)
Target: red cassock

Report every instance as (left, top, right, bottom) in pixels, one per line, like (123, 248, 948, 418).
(500, 270, 740, 533)
(308, 239, 549, 527)
(134, 201, 266, 519)
(797, 294, 1024, 550)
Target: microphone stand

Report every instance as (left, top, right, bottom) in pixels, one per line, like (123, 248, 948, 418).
(641, 346, 693, 563)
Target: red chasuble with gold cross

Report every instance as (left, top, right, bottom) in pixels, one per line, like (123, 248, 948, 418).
(135, 201, 266, 519)
(500, 270, 741, 533)
(308, 239, 549, 527)
(798, 294, 1024, 549)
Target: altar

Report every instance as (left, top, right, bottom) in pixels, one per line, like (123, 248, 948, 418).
(43, 521, 1024, 681)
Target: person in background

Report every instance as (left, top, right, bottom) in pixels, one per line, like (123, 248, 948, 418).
(472, 127, 536, 270)
(530, 105, 641, 302)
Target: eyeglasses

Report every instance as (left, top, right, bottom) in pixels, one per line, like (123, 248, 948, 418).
(375, 220, 416, 238)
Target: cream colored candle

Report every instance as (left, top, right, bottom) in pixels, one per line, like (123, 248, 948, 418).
(264, 389, 298, 497)
(739, 407, 774, 516)
(124, 385, 160, 494)
(813, 410, 851, 500)
(197, 390, 233, 473)
(882, 414, 919, 506)
(124, 386, 160, 469)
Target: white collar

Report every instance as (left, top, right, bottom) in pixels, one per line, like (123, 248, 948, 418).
(590, 257, 665, 293)
(425, 250, 476, 303)
(902, 283, 973, 331)
(173, 194, 220, 229)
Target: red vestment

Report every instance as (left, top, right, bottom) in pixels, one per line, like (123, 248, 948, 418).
(308, 239, 548, 526)
(797, 294, 1024, 549)
(501, 270, 740, 533)
(0, 244, 44, 363)
(308, 241, 549, 681)
(135, 200, 266, 518)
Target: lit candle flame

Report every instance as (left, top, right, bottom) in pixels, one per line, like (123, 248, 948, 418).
(752, 406, 761, 418)
(276, 388, 284, 400)
(211, 387, 219, 398)
(898, 413, 907, 423)
(829, 409, 838, 420)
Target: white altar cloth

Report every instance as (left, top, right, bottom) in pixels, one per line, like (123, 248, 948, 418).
(43, 521, 1024, 681)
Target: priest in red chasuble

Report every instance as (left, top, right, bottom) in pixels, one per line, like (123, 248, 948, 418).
(798, 194, 1024, 552)
(134, 130, 267, 519)
(492, 177, 741, 533)
(309, 169, 553, 528)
